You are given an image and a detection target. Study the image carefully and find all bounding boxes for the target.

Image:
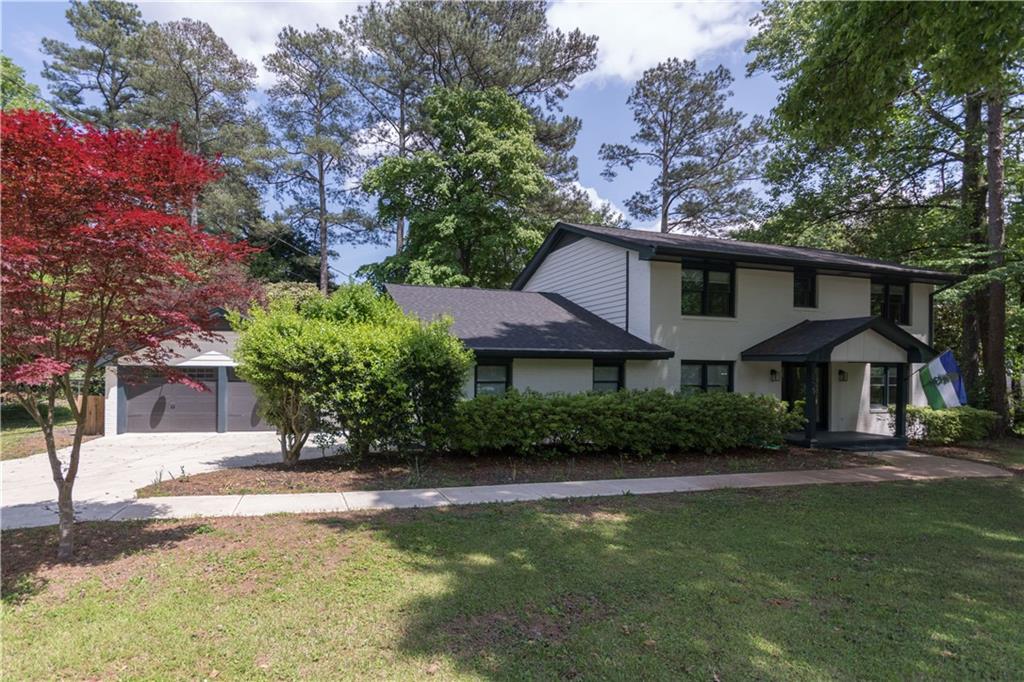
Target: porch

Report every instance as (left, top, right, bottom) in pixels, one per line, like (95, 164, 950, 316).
(784, 430, 907, 451)
(742, 316, 937, 448)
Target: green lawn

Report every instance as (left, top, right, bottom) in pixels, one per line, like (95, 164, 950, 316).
(4, 478, 1023, 680)
(0, 401, 76, 461)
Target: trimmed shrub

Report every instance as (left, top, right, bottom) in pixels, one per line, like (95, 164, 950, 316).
(233, 284, 472, 463)
(445, 389, 805, 458)
(897, 405, 999, 444)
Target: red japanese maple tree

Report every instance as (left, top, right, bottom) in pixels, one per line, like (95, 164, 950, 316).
(2, 110, 258, 560)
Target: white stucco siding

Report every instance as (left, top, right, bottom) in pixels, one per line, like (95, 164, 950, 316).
(908, 283, 932, 342)
(103, 364, 119, 436)
(513, 359, 592, 394)
(522, 237, 629, 328)
(626, 251, 652, 342)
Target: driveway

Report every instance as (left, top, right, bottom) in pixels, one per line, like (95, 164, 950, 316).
(1, 432, 305, 529)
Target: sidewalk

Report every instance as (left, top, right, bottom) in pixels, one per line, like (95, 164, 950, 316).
(1, 450, 1011, 530)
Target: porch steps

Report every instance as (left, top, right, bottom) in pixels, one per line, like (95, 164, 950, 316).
(785, 431, 908, 452)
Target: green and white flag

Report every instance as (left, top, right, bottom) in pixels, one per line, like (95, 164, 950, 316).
(920, 350, 967, 410)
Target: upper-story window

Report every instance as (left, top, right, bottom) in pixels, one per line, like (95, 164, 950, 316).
(793, 269, 817, 308)
(871, 281, 910, 325)
(681, 266, 734, 317)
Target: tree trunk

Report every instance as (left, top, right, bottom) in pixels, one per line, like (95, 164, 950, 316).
(396, 95, 408, 254)
(985, 94, 1008, 430)
(318, 155, 330, 295)
(960, 94, 986, 401)
(57, 482, 75, 561)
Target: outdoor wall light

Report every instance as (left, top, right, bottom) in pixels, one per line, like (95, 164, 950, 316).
(838, 369, 849, 382)
(770, 369, 779, 382)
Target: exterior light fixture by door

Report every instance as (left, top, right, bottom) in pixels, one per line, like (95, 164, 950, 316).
(838, 369, 848, 382)
(770, 369, 779, 382)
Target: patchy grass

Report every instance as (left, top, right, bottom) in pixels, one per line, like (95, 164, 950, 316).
(136, 447, 877, 497)
(914, 437, 1024, 474)
(4, 478, 1023, 680)
(0, 400, 97, 461)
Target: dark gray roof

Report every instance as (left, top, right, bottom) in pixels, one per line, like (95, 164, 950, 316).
(386, 283, 673, 359)
(741, 316, 935, 363)
(512, 222, 962, 289)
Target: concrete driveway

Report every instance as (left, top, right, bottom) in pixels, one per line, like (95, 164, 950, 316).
(1, 432, 303, 529)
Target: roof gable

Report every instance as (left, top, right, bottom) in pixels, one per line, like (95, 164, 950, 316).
(740, 316, 936, 363)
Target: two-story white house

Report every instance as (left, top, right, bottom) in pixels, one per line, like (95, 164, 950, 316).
(388, 222, 959, 448)
(104, 221, 959, 448)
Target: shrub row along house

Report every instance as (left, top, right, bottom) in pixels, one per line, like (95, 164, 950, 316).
(103, 222, 959, 447)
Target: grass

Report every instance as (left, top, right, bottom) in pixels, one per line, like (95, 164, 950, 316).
(4, 477, 1023, 680)
(0, 400, 87, 461)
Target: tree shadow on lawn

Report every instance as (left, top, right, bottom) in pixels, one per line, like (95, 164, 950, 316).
(312, 480, 1024, 680)
(1, 518, 207, 605)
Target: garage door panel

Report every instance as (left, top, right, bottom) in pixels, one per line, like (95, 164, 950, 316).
(227, 368, 268, 431)
(122, 368, 217, 433)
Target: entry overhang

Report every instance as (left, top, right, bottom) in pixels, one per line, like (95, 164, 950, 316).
(740, 316, 936, 364)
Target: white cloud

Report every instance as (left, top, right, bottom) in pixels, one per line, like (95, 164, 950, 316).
(138, 1, 361, 87)
(547, 1, 758, 84)
(571, 181, 626, 223)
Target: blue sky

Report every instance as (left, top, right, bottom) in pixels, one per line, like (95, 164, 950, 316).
(1, 1, 779, 278)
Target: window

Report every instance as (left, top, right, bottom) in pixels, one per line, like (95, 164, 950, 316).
(475, 362, 510, 396)
(871, 281, 909, 325)
(681, 266, 734, 316)
(793, 269, 817, 308)
(869, 365, 900, 410)
(593, 363, 623, 392)
(680, 362, 733, 395)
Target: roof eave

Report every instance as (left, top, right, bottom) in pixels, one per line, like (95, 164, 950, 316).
(472, 347, 674, 360)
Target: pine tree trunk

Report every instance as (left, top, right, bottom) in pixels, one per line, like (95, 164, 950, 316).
(985, 94, 1008, 430)
(960, 94, 985, 401)
(318, 156, 329, 295)
(396, 95, 408, 254)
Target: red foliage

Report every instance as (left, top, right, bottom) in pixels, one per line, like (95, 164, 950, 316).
(1, 110, 259, 387)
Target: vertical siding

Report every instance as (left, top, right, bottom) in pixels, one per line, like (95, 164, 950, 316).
(522, 237, 628, 328)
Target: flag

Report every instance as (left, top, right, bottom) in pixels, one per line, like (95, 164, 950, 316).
(920, 350, 967, 409)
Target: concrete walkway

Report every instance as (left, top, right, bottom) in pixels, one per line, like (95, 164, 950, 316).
(2, 449, 1011, 530)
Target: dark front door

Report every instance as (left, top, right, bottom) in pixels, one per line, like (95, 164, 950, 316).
(782, 363, 828, 430)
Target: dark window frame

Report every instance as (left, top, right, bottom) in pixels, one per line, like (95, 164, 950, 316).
(679, 360, 735, 394)
(593, 361, 624, 392)
(474, 360, 512, 397)
(793, 269, 817, 308)
(681, 264, 736, 317)
(871, 281, 910, 325)
(869, 363, 900, 410)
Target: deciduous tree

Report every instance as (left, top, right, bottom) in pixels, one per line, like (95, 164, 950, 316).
(1, 111, 257, 560)
(746, 0, 1024, 425)
(361, 87, 546, 288)
(1, 54, 49, 111)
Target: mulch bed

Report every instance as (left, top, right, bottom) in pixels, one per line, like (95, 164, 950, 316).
(2, 425, 99, 461)
(136, 447, 878, 498)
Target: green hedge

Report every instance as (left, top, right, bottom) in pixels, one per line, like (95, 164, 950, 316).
(446, 389, 805, 458)
(897, 405, 999, 445)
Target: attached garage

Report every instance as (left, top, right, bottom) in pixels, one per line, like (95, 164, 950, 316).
(116, 366, 268, 434)
(122, 367, 218, 433)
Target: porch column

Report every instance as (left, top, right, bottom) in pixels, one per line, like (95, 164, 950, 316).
(894, 363, 908, 439)
(803, 360, 817, 445)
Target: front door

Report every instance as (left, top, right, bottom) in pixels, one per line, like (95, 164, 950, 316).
(782, 363, 828, 430)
